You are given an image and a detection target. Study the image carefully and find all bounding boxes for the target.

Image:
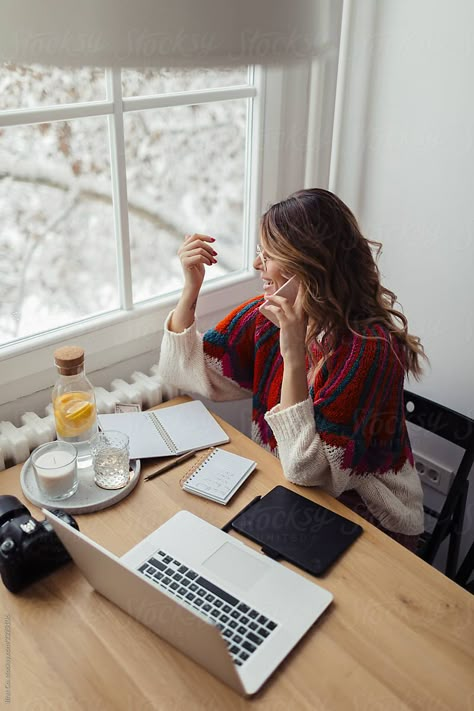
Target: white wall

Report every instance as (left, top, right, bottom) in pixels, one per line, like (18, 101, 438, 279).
(332, 0, 474, 571)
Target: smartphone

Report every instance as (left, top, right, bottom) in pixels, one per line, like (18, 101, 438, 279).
(259, 275, 300, 327)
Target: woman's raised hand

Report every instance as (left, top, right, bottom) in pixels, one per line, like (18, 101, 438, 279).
(178, 233, 218, 293)
(273, 283, 310, 409)
(266, 283, 308, 365)
(168, 233, 218, 333)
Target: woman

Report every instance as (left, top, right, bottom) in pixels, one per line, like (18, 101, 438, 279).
(158, 188, 426, 550)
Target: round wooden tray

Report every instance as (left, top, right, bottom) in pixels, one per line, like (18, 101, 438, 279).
(20, 457, 141, 513)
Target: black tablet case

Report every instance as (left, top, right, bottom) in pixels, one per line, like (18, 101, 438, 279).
(231, 486, 363, 575)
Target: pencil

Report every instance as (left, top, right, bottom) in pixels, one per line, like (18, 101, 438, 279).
(144, 449, 198, 481)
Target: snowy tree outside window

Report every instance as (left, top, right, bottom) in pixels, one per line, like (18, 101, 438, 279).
(0, 64, 249, 346)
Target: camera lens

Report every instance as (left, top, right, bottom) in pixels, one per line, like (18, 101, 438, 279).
(0, 539, 15, 553)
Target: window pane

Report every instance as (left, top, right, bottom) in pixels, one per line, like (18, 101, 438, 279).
(124, 99, 247, 303)
(0, 64, 106, 111)
(0, 117, 118, 346)
(122, 66, 248, 97)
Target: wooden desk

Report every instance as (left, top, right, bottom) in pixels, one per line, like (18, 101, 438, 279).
(1, 397, 473, 710)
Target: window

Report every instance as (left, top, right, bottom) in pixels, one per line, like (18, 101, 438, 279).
(0, 63, 254, 346)
(0, 42, 342, 414)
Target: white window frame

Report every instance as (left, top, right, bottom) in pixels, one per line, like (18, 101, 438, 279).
(0, 34, 342, 413)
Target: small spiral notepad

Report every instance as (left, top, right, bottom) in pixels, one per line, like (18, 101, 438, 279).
(180, 447, 256, 505)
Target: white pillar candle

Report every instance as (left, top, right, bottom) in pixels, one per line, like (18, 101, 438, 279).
(33, 448, 77, 499)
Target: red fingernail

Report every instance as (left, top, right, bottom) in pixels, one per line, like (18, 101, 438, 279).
(210, 237, 216, 242)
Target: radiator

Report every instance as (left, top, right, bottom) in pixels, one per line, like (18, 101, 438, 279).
(0, 365, 180, 471)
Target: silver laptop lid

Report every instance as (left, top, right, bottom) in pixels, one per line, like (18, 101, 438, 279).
(43, 509, 246, 695)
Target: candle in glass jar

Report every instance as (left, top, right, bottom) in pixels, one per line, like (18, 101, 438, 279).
(32, 442, 78, 500)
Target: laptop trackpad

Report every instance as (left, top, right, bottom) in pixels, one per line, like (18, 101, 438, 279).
(203, 542, 268, 590)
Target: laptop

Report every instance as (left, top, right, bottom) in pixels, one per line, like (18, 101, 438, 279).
(43, 508, 333, 696)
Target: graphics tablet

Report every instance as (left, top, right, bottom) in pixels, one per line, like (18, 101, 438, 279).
(231, 486, 363, 575)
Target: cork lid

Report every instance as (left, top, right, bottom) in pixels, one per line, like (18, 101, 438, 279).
(54, 345, 84, 374)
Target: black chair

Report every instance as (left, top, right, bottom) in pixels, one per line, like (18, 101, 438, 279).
(404, 390, 474, 579)
(454, 538, 474, 593)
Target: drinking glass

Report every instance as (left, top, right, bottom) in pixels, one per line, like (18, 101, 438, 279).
(90, 431, 130, 490)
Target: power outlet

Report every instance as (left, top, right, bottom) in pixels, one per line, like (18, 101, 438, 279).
(412, 451, 454, 495)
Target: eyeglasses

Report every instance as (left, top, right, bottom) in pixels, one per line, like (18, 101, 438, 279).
(256, 245, 268, 268)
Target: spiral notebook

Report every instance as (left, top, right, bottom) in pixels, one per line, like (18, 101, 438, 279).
(180, 447, 256, 505)
(98, 400, 230, 459)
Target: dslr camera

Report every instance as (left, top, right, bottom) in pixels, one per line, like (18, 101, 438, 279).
(0, 495, 79, 593)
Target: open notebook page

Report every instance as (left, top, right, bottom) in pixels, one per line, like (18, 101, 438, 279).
(98, 400, 229, 458)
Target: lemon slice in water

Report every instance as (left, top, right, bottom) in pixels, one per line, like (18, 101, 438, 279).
(65, 401, 93, 421)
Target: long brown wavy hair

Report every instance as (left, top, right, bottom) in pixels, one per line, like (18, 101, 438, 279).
(260, 188, 427, 379)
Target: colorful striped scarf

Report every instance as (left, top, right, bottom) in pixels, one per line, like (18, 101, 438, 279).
(203, 297, 413, 477)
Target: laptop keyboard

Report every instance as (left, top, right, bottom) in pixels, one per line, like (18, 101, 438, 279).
(138, 548, 278, 666)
